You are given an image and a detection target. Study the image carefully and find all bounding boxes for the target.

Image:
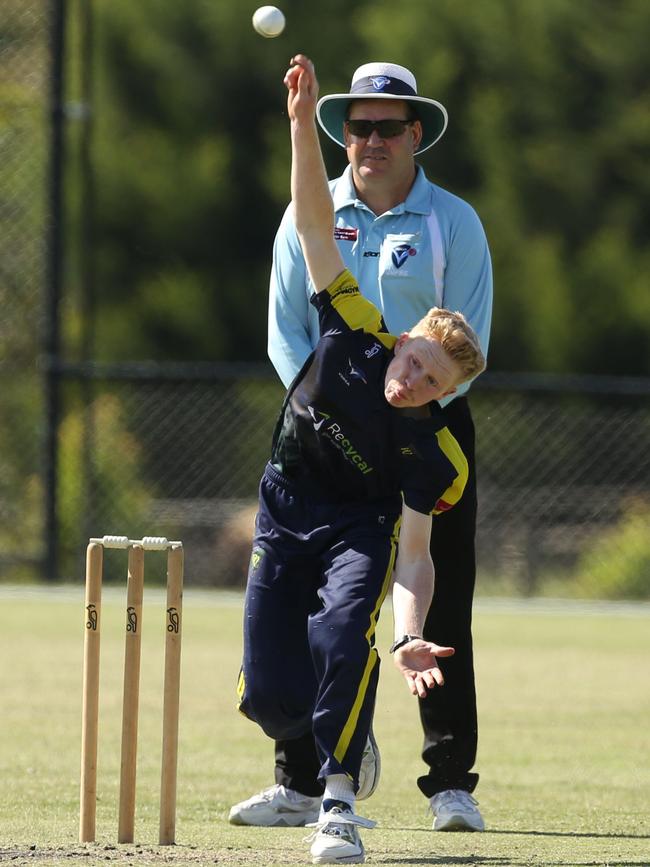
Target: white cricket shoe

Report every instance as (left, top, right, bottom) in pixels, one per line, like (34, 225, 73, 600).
(307, 805, 376, 864)
(228, 729, 379, 827)
(228, 784, 321, 827)
(356, 728, 381, 800)
(430, 789, 485, 831)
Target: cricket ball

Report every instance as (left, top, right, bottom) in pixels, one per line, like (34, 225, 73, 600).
(252, 6, 286, 38)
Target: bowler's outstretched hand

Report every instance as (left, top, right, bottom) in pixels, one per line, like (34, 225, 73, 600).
(394, 640, 455, 698)
(284, 54, 319, 123)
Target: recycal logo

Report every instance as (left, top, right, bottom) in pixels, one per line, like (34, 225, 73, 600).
(307, 406, 373, 475)
(392, 243, 417, 269)
(308, 405, 330, 431)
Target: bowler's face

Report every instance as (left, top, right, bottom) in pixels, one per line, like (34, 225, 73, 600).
(344, 99, 422, 182)
(384, 335, 461, 407)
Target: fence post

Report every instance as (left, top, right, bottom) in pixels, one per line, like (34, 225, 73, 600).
(43, 0, 67, 581)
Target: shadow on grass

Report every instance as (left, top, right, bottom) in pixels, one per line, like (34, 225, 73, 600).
(373, 858, 512, 865)
(383, 825, 649, 841)
(489, 828, 650, 840)
(376, 858, 648, 866)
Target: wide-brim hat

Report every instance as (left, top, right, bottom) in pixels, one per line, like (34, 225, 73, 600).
(316, 62, 448, 156)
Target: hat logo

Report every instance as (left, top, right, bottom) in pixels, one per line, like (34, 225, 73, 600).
(316, 63, 449, 155)
(370, 75, 391, 91)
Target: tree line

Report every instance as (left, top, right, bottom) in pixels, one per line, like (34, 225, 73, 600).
(69, 0, 650, 375)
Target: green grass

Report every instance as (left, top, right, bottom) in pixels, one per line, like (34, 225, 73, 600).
(0, 587, 649, 866)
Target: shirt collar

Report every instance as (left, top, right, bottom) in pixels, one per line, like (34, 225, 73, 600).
(332, 164, 431, 216)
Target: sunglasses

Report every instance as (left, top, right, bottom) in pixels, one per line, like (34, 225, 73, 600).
(345, 119, 412, 139)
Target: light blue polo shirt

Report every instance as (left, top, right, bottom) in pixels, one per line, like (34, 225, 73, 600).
(268, 164, 493, 405)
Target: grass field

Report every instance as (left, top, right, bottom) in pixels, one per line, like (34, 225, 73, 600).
(0, 586, 648, 867)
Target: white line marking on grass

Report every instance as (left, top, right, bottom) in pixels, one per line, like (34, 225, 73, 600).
(474, 596, 650, 618)
(0, 584, 244, 607)
(0, 586, 648, 617)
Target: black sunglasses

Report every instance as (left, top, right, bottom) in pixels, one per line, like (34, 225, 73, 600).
(346, 119, 412, 139)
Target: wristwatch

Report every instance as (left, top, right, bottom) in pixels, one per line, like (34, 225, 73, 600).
(389, 634, 421, 654)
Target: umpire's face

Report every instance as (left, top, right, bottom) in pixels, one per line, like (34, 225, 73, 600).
(344, 98, 422, 187)
(384, 334, 461, 408)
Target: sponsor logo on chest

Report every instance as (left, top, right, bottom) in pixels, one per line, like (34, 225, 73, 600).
(391, 243, 417, 269)
(308, 405, 374, 475)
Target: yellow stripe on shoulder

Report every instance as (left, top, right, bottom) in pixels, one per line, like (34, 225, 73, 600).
(432, 427, 469, 515)
(325, 269, 396, 350)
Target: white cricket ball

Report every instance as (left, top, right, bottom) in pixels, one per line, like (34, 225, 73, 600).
(252, 5, 285, 38)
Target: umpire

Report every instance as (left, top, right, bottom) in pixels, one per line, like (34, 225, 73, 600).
(230, 58, 492, 833)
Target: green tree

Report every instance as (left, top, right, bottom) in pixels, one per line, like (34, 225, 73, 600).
(79, 0, 650, 375)
(85, 0, 362, 363)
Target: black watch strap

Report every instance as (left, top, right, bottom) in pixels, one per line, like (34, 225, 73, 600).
(389, 634, 421, 654)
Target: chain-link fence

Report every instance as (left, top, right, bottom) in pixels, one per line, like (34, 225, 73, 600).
(471, 375, 650, 597)
(43, 365, 649, 598)
(0, 1, 50, 576)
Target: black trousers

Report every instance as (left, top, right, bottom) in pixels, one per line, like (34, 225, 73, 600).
(273, 397, 479, 798)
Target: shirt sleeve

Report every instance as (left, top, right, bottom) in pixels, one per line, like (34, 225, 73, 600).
(398, 417, 468, 515)
(311, 269, 395, 350)
(267, 204, 315, 389)
(439, 201, 493, 405)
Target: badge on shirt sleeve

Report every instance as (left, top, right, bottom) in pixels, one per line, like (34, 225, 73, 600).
(334, 227, 358, 241)
(433, 497, 454, 512)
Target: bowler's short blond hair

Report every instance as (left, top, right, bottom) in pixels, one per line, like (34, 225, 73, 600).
(409, 307, 486, 383)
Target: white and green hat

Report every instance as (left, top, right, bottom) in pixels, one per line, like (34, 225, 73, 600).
(316, 62, 448, 156)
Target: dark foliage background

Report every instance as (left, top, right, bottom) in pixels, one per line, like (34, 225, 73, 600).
(74, 0, 649, 373)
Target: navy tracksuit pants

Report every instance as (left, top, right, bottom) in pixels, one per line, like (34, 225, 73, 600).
(238, 463, 401, 789)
